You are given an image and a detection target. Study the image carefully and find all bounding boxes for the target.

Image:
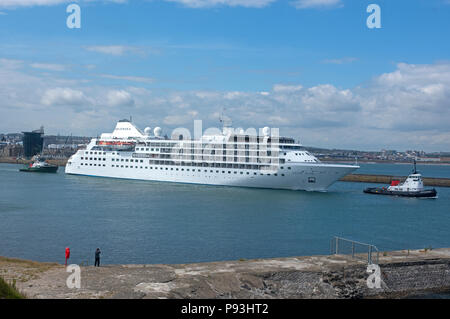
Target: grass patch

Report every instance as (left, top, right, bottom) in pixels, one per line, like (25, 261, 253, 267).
(0, 277, 25, 299)
(0, 256, 60, 282)
(0, 256, 58, 269)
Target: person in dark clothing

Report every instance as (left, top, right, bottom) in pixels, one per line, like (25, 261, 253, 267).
(95, 248, 101, 267)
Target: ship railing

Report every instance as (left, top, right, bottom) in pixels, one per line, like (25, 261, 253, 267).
(330, 236, 379, 264)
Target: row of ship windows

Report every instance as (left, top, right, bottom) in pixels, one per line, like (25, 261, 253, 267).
(136, 147, 159, 152)
(85, 151, 107, 155)
(80, 158, 291, 170)
(81, 157, 144, 163)
(81, 156, 279, 162)
(81, 163, 107, 167)
(81, 157, 107, 161)
(85, 149, 296, 156)
(81, 163, 287, 176)
(83, 152, 290, 164)
(75, 163, 315, 182)
(79, 157, 290, 168)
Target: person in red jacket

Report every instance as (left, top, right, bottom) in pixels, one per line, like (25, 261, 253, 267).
(65, 247, 70, 266)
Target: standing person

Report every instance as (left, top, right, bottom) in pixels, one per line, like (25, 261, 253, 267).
(94, 248, 101, 267)
(65, 247, 70, 266)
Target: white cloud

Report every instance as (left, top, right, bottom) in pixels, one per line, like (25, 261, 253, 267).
(194, 91, 221, 99)
(41, 87, 90, 106)
(1, 59, 450, 151)
(0, 58, 24, 69)
(100, 74, 155, 84)
(0, 0, 127, 8)
(272, 84, 303, 92)
(291, 0, 343, 9)
(0, 0, 70, 8)
(84, 45, 145, 56)
(0, 0, 276, 9)
(224, 91, 248, 99)
(322, 57, 358, 64)
(30, 63, 68, 71)
(359, 62, 450, 132)
(106, 90, 135, 107)
(164, 114, 194, 125)
(375, 62, 450, 89)
(164, 0, 276, 8)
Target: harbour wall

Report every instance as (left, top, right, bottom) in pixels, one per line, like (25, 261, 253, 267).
(2, 248, 450, 299)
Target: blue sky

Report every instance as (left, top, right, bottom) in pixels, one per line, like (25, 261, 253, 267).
(0, 0, 450, 151)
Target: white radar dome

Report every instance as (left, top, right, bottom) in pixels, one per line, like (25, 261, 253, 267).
(262, 126, 270, 136)
(154, 127, 162, 137)
(144, 127, 151, 135)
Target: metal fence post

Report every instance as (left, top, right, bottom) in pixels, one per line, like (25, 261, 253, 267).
(331, 237, 379, 264)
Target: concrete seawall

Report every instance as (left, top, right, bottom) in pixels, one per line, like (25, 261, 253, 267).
(340, 174, 450, 187)
(1, 248, 449, 299)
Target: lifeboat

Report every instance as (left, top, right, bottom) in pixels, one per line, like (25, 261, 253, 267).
(97, 140, 135, 150)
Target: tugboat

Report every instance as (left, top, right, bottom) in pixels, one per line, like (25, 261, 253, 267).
(363, 160, 437, 198)
(19, 156, 58, 173)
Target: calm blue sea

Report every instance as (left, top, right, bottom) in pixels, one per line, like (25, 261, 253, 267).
(0, 163, 449, 265)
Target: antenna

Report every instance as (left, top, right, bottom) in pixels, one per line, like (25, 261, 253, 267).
(219, 108, 232, 128)
(413, 157, 417, 174)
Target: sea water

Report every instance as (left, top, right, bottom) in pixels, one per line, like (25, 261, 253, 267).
(0, 163, 449, 265)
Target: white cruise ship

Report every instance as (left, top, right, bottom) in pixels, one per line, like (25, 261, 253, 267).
(65, 119, 359, 191)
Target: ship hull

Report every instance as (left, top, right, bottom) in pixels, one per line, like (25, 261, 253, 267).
(65, 162, 357, 191)
(363, 187, 437, 198)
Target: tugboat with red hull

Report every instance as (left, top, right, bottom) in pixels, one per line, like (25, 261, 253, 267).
(363, 160, 437, 198)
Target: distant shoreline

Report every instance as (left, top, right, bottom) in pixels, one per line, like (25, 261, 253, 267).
(0, 157, 67, 167)
(321, 160, 450, 166)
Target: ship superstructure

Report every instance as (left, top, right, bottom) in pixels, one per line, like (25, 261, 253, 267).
(65, 119, 359, 191)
